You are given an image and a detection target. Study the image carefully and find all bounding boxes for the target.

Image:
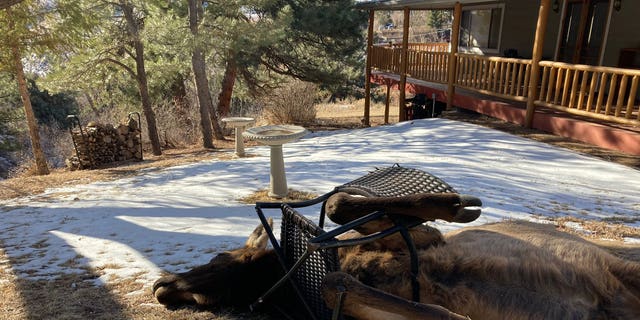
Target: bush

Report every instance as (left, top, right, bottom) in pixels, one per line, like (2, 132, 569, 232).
(154, 100, 202, 148)
(259, 80, 318, 125)
(6, 123, 71, 178)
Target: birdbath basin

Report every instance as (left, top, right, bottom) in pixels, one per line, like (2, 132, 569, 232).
(243, 125, 307, 198)
(221, 117, 255, 157)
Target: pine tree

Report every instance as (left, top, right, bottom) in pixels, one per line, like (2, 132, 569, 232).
(2, 5, 49, 175)
(208, 0, 366, 117)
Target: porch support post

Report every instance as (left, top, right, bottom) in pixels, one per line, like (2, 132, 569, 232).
(447, 2, 462, 110)
(384, 81, 391, 124)
(398, 7, 410, 122)
(364, 10, 374, 127)
(525, 0, 551, 128)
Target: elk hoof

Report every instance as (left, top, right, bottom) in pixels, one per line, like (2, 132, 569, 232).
(452, 195, 482, 223)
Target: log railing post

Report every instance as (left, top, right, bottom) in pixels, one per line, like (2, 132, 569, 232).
(525, 0, 551, 128)
(398, 7, 410, 122)
(447, 2, 462, 110)
(364, 10, 375, 127)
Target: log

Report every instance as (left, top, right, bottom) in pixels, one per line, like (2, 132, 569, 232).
(322, 272, 470, 320)
(325, 192, 481, 234)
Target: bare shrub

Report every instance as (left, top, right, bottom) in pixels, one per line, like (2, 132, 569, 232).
(7, 123, 72, 177)
(259, 80, 318, 125)
(154, 100, 201, 148)
(41, 124, 74, 168)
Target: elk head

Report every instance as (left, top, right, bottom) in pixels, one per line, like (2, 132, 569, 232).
(153, 218, 280, 309)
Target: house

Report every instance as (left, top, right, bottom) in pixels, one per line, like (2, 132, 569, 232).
(356, 0, 640, 155)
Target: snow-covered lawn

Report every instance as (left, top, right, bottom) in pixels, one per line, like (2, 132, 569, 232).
(1, 118, 639, 293)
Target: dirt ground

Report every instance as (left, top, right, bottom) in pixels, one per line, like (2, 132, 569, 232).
(1, 104, 639, 320)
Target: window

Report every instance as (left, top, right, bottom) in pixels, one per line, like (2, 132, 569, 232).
(459, 5, 504, 53)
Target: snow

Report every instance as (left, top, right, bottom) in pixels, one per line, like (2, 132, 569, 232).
(1, 118, 639, 290)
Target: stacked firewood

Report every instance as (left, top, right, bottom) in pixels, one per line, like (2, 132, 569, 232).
(66, 118, 142, 170)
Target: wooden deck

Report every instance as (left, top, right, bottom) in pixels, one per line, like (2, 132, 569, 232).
(372, 71, 640, 156)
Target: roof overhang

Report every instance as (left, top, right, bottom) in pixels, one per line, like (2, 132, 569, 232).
(355, 0, 502, 10)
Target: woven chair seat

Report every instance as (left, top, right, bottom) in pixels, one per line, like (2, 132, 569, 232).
(337, 165, 457, 197)
(255, 165, 459, 320)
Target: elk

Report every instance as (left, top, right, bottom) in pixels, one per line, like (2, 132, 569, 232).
(153, 193, 640, 319)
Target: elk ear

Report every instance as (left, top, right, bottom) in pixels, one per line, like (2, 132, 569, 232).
(245, 218, 272, 249)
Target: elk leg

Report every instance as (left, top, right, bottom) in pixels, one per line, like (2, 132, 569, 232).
(322, 272, 470, 320)
(325, 193, 481, 234)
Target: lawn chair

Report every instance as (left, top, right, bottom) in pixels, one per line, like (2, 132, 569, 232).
(251, 164, 480, 320)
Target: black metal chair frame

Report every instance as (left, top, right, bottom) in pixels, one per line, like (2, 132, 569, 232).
(252, 164, 458, 320)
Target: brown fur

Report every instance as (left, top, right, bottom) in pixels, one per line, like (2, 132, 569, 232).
(154, 220, 640, 319)
(337, 221, 640, 319)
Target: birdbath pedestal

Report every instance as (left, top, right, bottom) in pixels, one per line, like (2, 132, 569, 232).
(243, 125, 307, 198)
(221, 117, 255, 157)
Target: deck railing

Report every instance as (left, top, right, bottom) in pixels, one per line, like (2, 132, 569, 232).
(455, 54, 532, 101)
(371, 43, 449, 83)
(407, 50, 449, 84)
(370, 43, 640, 125)
(371, 45, 402, 74)
(536, 61, 640, 125)
(407, 42, 450, 52)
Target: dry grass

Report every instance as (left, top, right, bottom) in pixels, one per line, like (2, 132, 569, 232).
(0, 140, 250, 201)
(314, 96, 399, 129)
(0, 271, 265, 320)
(529, 216, 640, 262)
(2, 100, 640, 319)
(0, 99, 390, 202)
(0, 243, 267, 320)
(238, 189, 319, 204)
(553, 216, 640, 241)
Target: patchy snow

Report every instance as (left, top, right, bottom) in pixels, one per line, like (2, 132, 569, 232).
(1, 118, 639, 290)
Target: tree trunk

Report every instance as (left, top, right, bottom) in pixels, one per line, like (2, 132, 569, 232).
(121, 0, 162, 156)
(187, 0, 214, 148)
(191, 48, 215, 148)
(8, 8, 49, 175)
(188, 0, 224, 141)
(217, 57, 237, 117)
(208, 95, 225, 141)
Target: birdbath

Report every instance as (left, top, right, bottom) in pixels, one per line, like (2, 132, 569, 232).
(243, 125, 307, 198)
(221, 117, 255, 157)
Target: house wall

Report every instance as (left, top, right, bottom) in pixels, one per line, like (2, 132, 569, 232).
(497, 0, 562, 59)
(501, 0, 640, 67)
(602, 2, 640, 67)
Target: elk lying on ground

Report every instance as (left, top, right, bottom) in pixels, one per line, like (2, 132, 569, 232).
(153, 193, 640, 319)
